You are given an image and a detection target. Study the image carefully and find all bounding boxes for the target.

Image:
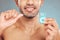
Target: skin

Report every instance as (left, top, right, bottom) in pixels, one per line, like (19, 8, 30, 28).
(0, 0, 60, 40)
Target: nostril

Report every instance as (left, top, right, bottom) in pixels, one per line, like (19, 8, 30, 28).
(27, 4, 33, 6)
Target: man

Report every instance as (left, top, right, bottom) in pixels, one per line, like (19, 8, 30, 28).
(0, 0, 60, 40)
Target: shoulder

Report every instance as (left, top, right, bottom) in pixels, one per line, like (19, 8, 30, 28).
(37, 23, 46, 35)
(37, 24, 46, 39)
(38, 24, 45, 30)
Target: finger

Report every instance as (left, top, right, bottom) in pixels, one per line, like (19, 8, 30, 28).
(44, 18, 54, 25)
(46, 25, 57, 35)
(45, 18, 54, 21)
(47, 29, 53, 35)
(7, 9, 16, 18)
(0, 12, 6, 21)
(44, 18, 58, 30)
(47, 25, 55, 31)
(8, 10, 13, 19)
(5, 13, 10, 19)
(12, 9, 18, 18)
(52, 21, 58, 30)
(3, 14, 23, 27)
(14, 14, 23, 21)
(4, 10, 12, 19)
(5, 9, 18, 20)
(7, 14, 23, 25)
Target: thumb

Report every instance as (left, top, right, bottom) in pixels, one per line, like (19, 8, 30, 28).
(14, 14, 23, 21)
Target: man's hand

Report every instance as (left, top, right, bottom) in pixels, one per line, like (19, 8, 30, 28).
(0, 9, 23, 35)
(44, 18, 59, 40)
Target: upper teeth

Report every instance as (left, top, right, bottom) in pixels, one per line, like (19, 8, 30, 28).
(26, 7, 34, 11)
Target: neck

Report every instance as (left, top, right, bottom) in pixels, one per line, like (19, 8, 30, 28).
(18, 14, 41, 34)
(20, 14, 40, 28)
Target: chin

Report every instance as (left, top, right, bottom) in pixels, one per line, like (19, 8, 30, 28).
(23, 12, 38, 19)
(23, 15, 36, 19)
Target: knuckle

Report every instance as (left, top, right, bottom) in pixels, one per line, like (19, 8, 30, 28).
(0, 12, 5, 16)
(52, 18, 55, 21)
(12, 9, 16, 12)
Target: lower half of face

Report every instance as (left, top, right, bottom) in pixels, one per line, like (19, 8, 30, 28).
(20, 6, 40, 18)
(18, 1, 41, 18)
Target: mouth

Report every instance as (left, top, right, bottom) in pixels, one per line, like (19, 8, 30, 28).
(24, 6, 36, 12)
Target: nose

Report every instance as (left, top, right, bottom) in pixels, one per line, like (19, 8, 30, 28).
(27, 0, 33, 6)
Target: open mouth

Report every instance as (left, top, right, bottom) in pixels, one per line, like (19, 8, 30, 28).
(24, 6, 36, 12)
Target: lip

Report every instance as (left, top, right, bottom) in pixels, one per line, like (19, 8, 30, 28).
(26, 7, 34, 12)
(24, 6, 36, 12)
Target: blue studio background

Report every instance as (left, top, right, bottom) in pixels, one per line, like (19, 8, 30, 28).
(0, 0, 60, 28)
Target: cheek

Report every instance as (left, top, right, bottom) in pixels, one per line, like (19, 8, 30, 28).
(39, 0, 42, 6)
(18, 0, 27, 8)
(18, 0, 20, 5)
(34, 1, 42, 8)
(19, 4, 25, 10)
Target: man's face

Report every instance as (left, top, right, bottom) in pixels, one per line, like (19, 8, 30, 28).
(17, 0, 43, 18)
